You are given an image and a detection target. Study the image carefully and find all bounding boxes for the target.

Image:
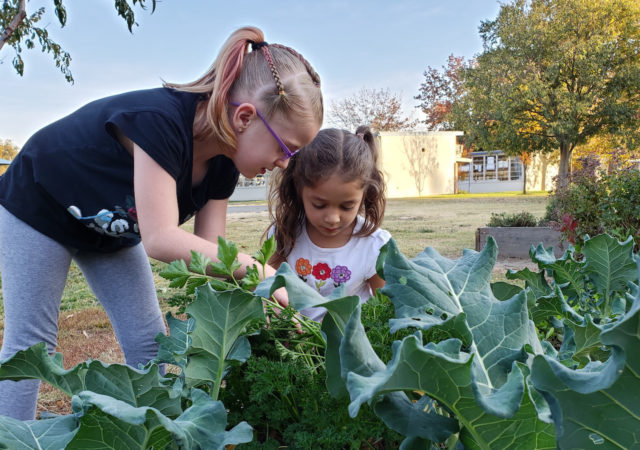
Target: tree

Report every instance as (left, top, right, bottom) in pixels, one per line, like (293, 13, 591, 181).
(415, 54, 472, 130)
(0, 138, 19, 175)
(328, 88, 416, 132)
(449, 0, 640, 184)
(1, 0, 156, 83)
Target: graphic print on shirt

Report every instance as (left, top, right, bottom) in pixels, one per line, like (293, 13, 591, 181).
(67, 195, 139, 238)
(296, 258, 352, 292)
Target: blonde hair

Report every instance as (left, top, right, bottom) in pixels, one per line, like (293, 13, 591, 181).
(164, 27, 323, 153)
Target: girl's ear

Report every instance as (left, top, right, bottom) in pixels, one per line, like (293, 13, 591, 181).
(231, 103, 257, 131)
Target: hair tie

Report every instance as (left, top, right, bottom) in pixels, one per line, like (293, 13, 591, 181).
(249, 40, 268, 51)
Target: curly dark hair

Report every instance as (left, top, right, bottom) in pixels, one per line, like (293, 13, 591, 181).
(267, 126, 386, 265)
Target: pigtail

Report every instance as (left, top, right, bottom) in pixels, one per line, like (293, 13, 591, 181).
(164, 27, 264, 144)
(354, 125, 386, 237)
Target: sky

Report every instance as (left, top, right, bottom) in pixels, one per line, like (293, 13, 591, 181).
(0, 0, 503, 147)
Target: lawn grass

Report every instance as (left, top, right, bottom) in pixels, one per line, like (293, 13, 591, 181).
(0, 193, 550, 322)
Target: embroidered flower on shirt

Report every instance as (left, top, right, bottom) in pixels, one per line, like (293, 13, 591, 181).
(312, 262, 331, 281)
(295, 258, 312, 282)
(331, 265, 351, 287)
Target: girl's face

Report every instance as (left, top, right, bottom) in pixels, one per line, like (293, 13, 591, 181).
(232, 104, 319, 179)
(301, 174, 365, 248)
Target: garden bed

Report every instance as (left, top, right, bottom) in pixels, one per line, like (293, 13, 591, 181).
(476, 226, 565, 258)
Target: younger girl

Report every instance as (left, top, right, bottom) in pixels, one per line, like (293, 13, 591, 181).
(0, 26, 322, 420)
(268, 126, 390, 321)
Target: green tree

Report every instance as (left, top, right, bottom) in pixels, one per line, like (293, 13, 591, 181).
(449, 0, 640, 184)
(0, 138, 19, 175)
(1, 0, 156, 83)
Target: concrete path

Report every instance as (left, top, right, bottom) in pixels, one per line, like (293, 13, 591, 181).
(228, 204, 268, 214)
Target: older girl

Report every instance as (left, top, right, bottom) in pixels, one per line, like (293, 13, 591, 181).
(0, 26, 322, 420)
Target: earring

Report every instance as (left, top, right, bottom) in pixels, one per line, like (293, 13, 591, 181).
(238, 126, 244, 133)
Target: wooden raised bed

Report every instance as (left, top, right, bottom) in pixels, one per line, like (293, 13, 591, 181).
(475, 227, 565, 258)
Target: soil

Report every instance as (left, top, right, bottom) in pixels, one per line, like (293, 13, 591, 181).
(0, 308, 124, 417)
(492, 257, 539, 275)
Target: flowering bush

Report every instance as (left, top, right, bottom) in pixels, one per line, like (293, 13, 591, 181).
(546, 155, 640, 247)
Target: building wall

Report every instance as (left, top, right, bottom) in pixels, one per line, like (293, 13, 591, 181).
(378, 131, 463, 198)
(525, 152, 557, 192)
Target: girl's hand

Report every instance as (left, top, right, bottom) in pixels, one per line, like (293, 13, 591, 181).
(272, 286, 289, 309)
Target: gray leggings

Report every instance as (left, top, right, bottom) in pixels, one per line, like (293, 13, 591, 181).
(0, 207, 166, 420)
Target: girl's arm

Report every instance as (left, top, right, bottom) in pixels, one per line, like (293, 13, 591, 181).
(367, 274, 386, 293)
(194, 198, 228, 241)
(133, 144, 289, 306)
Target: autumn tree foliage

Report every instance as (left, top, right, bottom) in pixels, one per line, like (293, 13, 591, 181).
(0, 0, 156, 83)
(0, 139, 19, 175)
(449, 0, 640, 184)
(328, 88, 416, 133)
(415, 54, 472, 131)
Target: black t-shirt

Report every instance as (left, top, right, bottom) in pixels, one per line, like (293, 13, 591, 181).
(0, 87, 239, 252)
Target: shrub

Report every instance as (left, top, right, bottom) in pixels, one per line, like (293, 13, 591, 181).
(487, 211, 539, 227)
(546, 155, 640, 246)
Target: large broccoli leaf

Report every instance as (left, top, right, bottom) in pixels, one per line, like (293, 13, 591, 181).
(530, 265, 640, 448)
(380, 238, 543, 416)
(0, 343, 181, 416)
(181, 284, 264, 399)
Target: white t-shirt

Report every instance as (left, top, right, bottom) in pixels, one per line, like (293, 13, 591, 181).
(284, 216, 391, 321)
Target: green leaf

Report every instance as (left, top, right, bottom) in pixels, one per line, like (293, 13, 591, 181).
(344, 318, 555, 449)
(491, 281, 524, 301)
(0, 343, 183, 418)
(0, 414, 79, 449)
(65, 388, 252, 449)
(530, 285, 583, 327)
(529, 244, 585, 300)
(582, 234, 638, 315)
(380, 237, 543, 415)
(159, 259, 191, 288)
(531, 297, 640, 447)
(155, 312, 195, 370)
(506, 267, 552, 299)
(341, 306, 459, 444)
(189, 250, 212, 275)
(240, 264, 261, 291)
(567, 315, 610, 365)
(183, 284, 264, 399)
(252, 236, 276, 266)
(216, 236, 241, 274)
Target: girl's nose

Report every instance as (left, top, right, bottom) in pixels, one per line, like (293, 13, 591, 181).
(325, 210, 340, 225)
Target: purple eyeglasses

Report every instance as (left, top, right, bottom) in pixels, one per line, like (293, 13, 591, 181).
(232, 102, 299, 161)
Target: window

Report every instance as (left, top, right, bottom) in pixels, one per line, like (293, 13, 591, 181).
(459, 163, 470, 181)
(498, 155, 510, 181)
(510, 157, 522, 180)
(473, 156, 485, 181)
(485, 156, 497, 180)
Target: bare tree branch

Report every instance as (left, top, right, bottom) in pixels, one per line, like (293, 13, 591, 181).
(0, 0, 26, 52)
(329, 88, 416, 133)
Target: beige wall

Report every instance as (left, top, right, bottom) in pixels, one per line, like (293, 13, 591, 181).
(525, 152, 558, 192)
(378, 131, 463, 198)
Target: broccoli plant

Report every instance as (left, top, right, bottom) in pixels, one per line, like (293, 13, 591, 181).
(257, 235, 640, 449)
